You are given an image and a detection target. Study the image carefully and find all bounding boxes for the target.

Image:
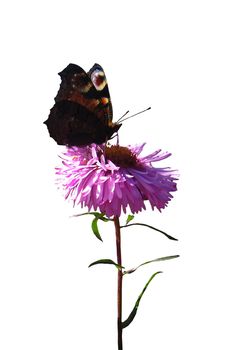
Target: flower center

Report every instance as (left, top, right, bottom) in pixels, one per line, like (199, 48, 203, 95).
(105, 145, 138, 168)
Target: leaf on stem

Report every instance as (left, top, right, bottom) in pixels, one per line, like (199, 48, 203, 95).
(126, 215, 135, 225)
(122, 271, 162, 329)
(88, 259, 124, 270)
(123, 255, 179, 274)
(72, 211, 110, 222)
(72, 212, 112, 241)
(121, 222, 178, 241)
(91, 217, 103, 241)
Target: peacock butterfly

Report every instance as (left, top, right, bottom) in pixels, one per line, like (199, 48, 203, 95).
(44, 63, 121, 146)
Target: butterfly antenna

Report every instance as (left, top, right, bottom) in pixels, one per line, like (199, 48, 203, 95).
(119, 107, 151, 123)
(117, 110, 130, 123)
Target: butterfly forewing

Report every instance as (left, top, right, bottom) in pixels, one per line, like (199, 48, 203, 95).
(88, 64, 113, 121)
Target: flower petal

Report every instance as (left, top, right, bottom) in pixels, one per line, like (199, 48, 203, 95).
(56, 144, 178, 217)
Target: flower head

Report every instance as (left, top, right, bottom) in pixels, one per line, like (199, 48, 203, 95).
(56, 143, 178, 217)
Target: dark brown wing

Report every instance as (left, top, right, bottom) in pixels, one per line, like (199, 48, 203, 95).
(55, 63, 113, 124)
(46, 100, 118, 146)
(44, 63, 120, 146)
(88, 63, 113, 121)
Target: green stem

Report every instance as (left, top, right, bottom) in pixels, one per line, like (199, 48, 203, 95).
(114, 216, 123, 350)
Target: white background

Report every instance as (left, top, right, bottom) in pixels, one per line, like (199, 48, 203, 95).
(1, 1, 233, 349)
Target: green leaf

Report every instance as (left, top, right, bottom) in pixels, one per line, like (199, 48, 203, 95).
(91, 218, 103, 241)
(92, 212, 110, 222)
(73, 212, 111, 241)
(88, 259, 124, 270)
(126, 215, 135, 225)
(124, 255, 179, 274)
(122, 271, 162, 329)
(72, 211, 111, 222)
(121, 222, 178, 241)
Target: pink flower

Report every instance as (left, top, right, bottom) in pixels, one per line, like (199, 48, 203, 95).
(56, 143, 178, 218)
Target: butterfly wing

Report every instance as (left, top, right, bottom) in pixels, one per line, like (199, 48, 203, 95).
(44, 63, 119, 146)
(87, 63, 113, 121)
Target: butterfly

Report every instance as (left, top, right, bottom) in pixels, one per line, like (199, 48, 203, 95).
(44, 63, 121, 146)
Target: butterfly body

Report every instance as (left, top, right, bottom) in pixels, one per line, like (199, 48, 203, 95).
(44, 63, 121, 146)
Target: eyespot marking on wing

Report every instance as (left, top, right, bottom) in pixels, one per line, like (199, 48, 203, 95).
(90, 69, 107, 91)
